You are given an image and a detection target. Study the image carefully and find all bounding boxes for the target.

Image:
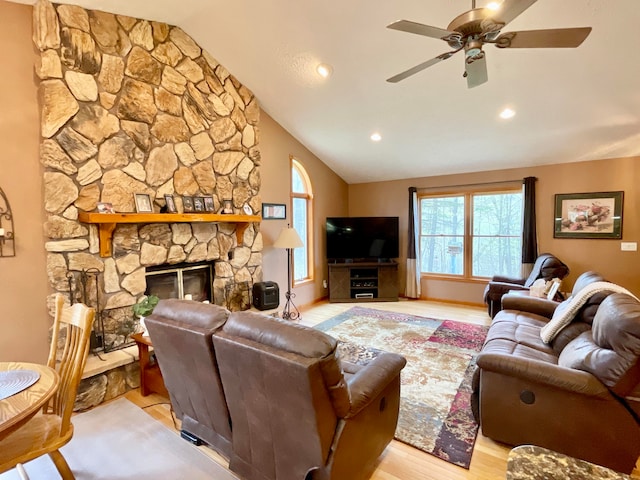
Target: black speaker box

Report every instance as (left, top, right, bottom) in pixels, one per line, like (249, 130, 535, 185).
(252, 281, 279, 310)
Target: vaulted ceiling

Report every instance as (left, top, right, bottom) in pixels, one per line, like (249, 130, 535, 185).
(11, 0, 640, 183)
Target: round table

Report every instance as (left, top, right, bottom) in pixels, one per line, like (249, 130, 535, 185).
(0, 362, 59, 441)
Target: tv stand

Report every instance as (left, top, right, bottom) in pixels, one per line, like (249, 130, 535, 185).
(328, 261, 398, 303)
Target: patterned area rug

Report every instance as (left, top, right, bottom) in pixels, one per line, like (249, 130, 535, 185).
(315, 306, 488, 469)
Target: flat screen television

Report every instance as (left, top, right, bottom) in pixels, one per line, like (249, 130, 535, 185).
(326, 216, 399, 261)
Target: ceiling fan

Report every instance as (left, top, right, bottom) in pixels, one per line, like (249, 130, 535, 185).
(386, 0, 592, 88)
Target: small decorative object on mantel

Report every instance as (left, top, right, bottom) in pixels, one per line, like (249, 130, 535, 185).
(243, 204, 253, 215)
(221, 199, 233, 214)
(134, 193, 153, 213)
(193, 196, 205, 212)
(554, 191, 623, 239)
(204, 196, 215, 212)
(164, 195, 177, 213)
(262, 203, 286, 220)
(0, 186, 15, 257)
(96, 202, 115, 214)
(182, 196, 194, 213)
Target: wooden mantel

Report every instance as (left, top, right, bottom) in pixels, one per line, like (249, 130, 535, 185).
(78, 212, 262, 257)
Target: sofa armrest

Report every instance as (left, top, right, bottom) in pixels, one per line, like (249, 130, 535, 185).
(477, 352, 610, 399)
(486, 282, 529, 301)
(491, 275, 526, 285)
(501, 295, 559, 319)
(345, 352, 406, 418)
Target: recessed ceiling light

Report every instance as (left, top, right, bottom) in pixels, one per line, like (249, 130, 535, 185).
(486, 2, 501, 11)
(370, 133, 382, 142)
(316, 63, 333, 78)
(499, 108, 516, 119)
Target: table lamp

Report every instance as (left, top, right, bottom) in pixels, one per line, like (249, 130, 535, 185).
(273, 224, 304, 320)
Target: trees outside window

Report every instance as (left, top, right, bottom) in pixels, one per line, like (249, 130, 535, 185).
(291, 158, 313, 284)
(419, 189, 523, 278)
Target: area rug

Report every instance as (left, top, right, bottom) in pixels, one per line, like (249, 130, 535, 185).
(315, 306, 488, 469)
(0, 398, 238, 480)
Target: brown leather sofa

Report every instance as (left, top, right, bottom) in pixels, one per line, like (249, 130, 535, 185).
(472, 272, 640, 473)
(483, 253, 570, 318)
(146, 301, 406, 480)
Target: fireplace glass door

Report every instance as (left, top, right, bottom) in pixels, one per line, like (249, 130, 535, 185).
(145, 262, 213, 302)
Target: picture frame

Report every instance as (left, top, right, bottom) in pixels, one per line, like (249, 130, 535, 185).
(204, 196, 215, 212)
(134, 193, 153, 213)
(193, 196, 205, 212)
(182, 196, 194, 213)
(164, 194, 177, 213)
(554, 191, 623, 239)
(96, 202, 115, 214)
(222, 199, 233, 214)
(262, 203, 286, 220)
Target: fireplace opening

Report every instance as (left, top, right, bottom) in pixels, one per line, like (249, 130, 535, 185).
(145, 261, 214, 302)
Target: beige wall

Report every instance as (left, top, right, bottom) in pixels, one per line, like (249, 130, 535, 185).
(0, 0, 49, 362)
(259, 111, 348, 307)
(349, 157, 640, 305)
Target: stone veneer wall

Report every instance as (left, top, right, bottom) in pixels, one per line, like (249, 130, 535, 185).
(33, 0, 263, 351)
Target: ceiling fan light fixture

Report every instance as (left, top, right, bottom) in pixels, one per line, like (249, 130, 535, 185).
(316, 63, 333, 78)
(499, 107, 516, 119)
(486, 2, 501, 11)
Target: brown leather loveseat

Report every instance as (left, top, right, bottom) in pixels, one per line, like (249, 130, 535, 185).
(146, 300, 407, 480)
(472, 272, 640, 473)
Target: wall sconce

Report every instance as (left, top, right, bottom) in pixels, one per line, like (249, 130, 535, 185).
(0, 187, 15, 257)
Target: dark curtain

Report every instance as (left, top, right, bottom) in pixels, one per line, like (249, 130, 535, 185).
(405, 187, 420, 298)
(522, 177, 538, 272)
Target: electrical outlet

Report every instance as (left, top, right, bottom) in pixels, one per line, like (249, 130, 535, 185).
(621, 242, 637, 251)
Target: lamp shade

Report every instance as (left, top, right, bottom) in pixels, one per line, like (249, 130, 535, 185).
(274, 226, 303, 249)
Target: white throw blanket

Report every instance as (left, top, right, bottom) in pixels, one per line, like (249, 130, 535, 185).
(540, 281, 640, 343)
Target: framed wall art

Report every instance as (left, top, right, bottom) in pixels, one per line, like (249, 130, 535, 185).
(262, 203, 286, 220)
(554, 191, 623, 239)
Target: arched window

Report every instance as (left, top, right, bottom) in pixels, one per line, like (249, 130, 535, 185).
(291, 158, 313, 284)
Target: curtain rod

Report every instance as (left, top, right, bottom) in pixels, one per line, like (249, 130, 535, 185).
(416, 178, 531, 191)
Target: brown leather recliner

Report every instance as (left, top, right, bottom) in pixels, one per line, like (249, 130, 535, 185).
(483, 253, 570, 318)
(472, 273, 640, 473)
(145, 299, 233, 458)
(212, 310, 407, 480)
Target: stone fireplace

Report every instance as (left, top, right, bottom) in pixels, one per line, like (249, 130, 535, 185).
(32, 0, 264, 405)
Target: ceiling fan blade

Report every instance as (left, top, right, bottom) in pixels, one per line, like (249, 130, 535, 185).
(387, 55, 450, 83)
(493, 0, 538, 26)
(387, 19, 455, 40)
(499, 27, 592, 48)
(465, 56, 488, 89)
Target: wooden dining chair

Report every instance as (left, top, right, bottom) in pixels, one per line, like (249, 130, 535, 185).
(16, 463, 29, 480)
(0, 294, 95, 479)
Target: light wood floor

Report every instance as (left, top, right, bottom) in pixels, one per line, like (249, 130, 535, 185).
(124, 299, 640, 479)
